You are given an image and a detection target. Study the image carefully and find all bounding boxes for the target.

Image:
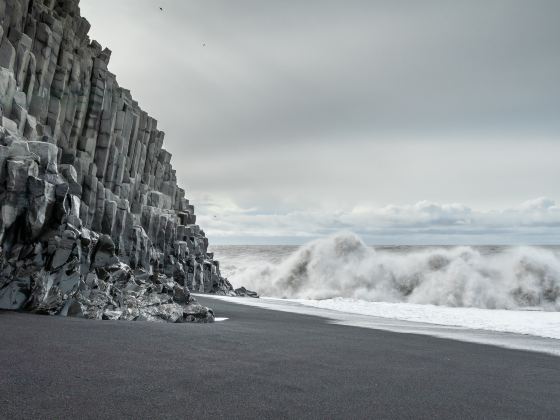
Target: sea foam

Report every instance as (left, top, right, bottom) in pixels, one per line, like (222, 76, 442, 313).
(221, 232, 560, 310)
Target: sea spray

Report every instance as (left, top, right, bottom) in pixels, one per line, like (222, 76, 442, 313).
(214, 233, 560, 310)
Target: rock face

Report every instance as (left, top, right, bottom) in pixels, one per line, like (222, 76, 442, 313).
(0, 0, 237, 322)
(235, 287, 259, 298)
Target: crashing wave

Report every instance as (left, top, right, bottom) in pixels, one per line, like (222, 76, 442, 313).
(227, 232, 560, 310)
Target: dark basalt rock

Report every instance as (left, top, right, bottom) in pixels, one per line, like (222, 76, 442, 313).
(0, 0, 243, 322)
(234, 287, 259, 298)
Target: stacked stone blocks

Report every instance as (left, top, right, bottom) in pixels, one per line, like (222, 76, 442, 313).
(0, 0, 236, 321)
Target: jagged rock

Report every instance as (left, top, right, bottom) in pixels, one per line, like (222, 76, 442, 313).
(6, 157, 35, 192)
(60, 299, 85, 318)
(50, 230, 77, 269)
(28, 141, 58, 173)
(234, 287, 260, 298)
(91, 234, 118, 268)
(27, 176, 56, 238)
(183, 300, 215, 323)
(0, 278, 28, 309)
(0, 0, 247, 323)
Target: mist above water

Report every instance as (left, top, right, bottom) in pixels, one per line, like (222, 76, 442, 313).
(212, 233, 560, 311)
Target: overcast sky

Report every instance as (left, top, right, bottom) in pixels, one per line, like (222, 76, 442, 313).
(81, 0, 560, 244)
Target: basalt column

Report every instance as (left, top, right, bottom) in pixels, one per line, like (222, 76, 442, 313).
(0, 0, 237, 322)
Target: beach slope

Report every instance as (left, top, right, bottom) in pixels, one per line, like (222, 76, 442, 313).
(1, 297, 559, 419)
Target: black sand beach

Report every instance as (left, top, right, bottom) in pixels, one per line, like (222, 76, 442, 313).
(1, 297, 559, 419)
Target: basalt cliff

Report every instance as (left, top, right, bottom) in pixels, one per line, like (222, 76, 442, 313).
(0, 0, 239, 322)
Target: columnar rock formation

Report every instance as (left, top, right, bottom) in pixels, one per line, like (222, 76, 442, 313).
(0, 0, 237, 322)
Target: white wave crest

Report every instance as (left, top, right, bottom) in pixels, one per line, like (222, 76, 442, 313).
(226, 232, 560, 310)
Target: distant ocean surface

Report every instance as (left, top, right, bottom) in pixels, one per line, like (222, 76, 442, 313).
(209, 232, 560, 312)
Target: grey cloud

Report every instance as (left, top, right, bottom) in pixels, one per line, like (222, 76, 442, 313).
(198, 198, 560, 245)
(81, 0, 560, 243)
(83, 0, 560, 149)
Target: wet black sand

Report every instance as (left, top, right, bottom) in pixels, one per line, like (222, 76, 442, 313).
(1, 297, 559, 419)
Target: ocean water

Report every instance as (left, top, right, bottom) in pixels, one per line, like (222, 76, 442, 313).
(210, 232, 560, 311)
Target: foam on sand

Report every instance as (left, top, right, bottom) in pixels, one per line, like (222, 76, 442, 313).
(200, 294, 560, 357)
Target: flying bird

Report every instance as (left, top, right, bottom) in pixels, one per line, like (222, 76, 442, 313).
(159, 7, 163, 11)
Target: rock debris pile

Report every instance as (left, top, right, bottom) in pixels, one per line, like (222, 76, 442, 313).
(0, 0, 244, 322)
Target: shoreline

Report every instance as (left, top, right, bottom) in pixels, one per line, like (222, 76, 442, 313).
(198, 294, 560, 357)
(2, 298, 560, 419)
